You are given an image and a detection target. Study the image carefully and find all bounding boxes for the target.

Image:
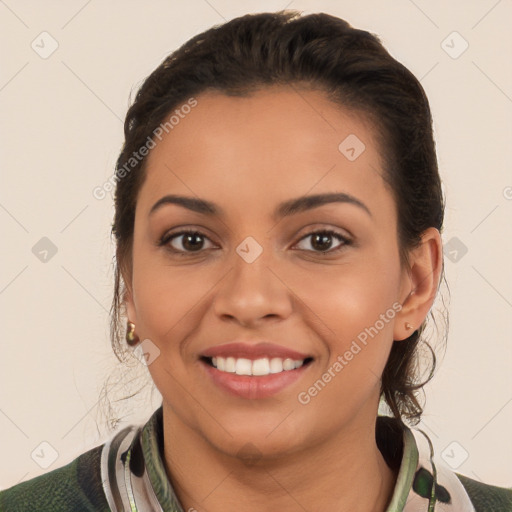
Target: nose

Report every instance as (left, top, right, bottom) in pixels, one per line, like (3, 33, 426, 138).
(212, 243, 293, 328)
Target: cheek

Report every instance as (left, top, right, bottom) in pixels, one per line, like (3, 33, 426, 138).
(296, 253, 400, 337)
(130, 254, 213, 414)
(131, 246, 211, 348)
(295, 251, 401, 405)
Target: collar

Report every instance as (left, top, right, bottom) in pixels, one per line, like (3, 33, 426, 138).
(101, 406, 475, 511)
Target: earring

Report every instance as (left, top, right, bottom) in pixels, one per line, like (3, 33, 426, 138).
(126, 321, 140, 347)
(405, 322, 413, 331)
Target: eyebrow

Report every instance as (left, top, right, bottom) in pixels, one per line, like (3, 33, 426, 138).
(149, 192, 372, 219)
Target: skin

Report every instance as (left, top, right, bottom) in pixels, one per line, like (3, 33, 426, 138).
(123, 85, 443, 511)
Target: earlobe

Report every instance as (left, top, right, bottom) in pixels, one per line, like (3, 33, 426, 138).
(394, 227, 443, 341)
(123, 285, 137, 324)
(120, 264, 137, 324)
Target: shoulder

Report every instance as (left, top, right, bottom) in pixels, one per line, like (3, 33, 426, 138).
(394, 420, 512, 511)
(455, 473, 512, 512)
(0, 443, 110, 512)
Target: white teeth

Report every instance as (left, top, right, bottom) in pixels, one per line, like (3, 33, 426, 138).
(235, 358, 252, 375)
(269, 358, 283, 374)
(209, 356, 306, 376)
(252, 358, 270, 376)
(282, 358, 295, 371)
(225, 356, 236, 373)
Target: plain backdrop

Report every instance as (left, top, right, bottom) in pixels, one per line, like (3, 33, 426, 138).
(1, 0, 511, 489)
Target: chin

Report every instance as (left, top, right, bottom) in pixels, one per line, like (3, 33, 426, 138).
(201, 413, 312, 461)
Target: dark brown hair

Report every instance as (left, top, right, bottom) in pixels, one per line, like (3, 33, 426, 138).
(110, 10, 447, 426)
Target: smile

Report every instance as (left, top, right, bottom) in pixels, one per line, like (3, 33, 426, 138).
(207, 356, 309, 376)
(199, 342, 314, 398)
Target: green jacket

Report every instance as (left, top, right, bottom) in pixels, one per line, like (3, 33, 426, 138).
(1, 406, 511, 511)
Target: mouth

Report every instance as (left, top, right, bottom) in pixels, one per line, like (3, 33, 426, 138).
(200, 355, 314, 376)
(198, 342, 314, 399)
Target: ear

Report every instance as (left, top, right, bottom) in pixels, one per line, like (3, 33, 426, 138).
(123, 285, 137, 324)
(120, 262, 137, 324)
(393, 227, 443, 341)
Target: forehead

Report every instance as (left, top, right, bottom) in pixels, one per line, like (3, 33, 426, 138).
(138, 86, 392, 221)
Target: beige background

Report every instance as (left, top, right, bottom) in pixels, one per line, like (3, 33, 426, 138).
(1, 0, 511, 490)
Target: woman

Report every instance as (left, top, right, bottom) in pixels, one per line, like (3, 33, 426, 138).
(1, 10, 510, 512)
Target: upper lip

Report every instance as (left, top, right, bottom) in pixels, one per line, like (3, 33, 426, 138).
(201, 342, 312, 361)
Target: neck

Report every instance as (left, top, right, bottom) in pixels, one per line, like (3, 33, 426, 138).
(160, 404, 398, 512)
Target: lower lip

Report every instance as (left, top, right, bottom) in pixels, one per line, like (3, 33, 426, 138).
(200, 360, 311, 399)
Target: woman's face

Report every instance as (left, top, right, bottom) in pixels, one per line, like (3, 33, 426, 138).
(125, 86, 417, 458)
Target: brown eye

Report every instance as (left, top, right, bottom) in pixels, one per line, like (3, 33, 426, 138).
(160, 229, 215, 254)
(294, 229, 351, 254)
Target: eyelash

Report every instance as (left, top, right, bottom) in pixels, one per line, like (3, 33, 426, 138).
(158, 228, 353, 256)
